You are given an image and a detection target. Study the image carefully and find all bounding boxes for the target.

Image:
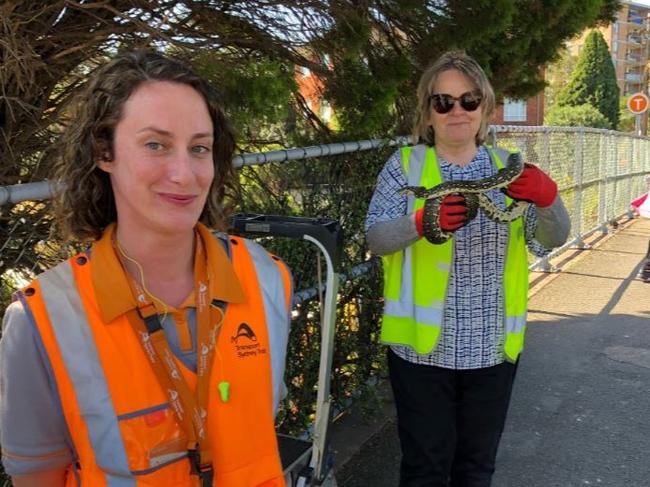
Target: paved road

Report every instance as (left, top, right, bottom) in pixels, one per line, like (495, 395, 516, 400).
(335, 218, 650, 487)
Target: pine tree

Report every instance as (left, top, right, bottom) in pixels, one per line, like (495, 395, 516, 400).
(555, 30, 620, 129)
(0, 0, 622, 293)
(545, 48, 579, 108)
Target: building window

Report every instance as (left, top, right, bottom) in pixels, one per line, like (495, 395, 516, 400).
(503, 98, 527, 122)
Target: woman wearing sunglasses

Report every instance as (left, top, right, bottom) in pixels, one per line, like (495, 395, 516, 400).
(365, 50, 570, 486)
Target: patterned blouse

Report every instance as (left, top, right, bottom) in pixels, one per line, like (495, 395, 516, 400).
(365, 145, 550, 369)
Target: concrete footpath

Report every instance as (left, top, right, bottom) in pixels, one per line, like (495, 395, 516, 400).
(332, 217, 650, 487)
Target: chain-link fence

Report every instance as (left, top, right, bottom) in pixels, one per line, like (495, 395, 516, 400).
(490, 126, 650, 269)
(0, 126, 649, 438)
(3, 126, 648, 277)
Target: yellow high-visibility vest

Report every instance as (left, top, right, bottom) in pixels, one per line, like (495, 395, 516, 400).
(380, 145, 528, 362)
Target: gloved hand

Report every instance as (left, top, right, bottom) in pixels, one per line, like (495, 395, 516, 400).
(505, 163, 558, 208)
(415, 194, 470, 236)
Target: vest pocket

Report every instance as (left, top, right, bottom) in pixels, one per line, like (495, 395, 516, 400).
(117, 403, 189, 476)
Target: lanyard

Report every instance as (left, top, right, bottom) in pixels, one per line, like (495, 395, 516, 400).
(120, 233, 221, 486)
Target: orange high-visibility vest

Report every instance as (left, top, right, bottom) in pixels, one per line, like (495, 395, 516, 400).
(19, 232, 291, 487)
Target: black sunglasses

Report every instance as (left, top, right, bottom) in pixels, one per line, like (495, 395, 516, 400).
(429, 91, 483, 114)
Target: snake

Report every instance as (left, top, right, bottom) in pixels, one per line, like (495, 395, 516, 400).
(401, 153, 530, 244)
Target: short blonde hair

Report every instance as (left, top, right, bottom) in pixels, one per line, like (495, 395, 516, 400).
(412, 50, 495, 146)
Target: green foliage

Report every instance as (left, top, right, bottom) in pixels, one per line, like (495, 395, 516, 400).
(555, 30, 620, 129)
(544, 103, 611, 129)
(618, 96, 638, 133)
(545, 48, 579, 108)
(324, 55, 411, 139)
(434, 0, 620, 99)
(0, 0, 623, 179)
(191, 53, 297, 149)
(0, 276, 14, 319)
(317, 0, 620, 137)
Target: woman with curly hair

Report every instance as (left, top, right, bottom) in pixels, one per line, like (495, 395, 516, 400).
(0, 50, 292, 487)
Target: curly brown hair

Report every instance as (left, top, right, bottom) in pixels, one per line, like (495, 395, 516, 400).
(51, 50, 237, 242)
(412, 50, 495, 147)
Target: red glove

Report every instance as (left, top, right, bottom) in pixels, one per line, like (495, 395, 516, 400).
(505, 163, 558, 208)
(415, 194, 470, 236)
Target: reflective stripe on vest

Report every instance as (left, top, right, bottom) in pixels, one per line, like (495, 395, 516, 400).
(13, 291, 82, 487)
(240, 238, 291, 414)
(22, 270, 128, 487)
(381, 145, 529, 361)
(22, 234, 289, 486)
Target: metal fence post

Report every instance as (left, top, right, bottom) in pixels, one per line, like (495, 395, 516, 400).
(610, 135, 619, 226)
(489, 125, 498, 147)
(543, 127, 551, 172)
(598, 133, 608, 234)
(572, 129, 588, 248)
(536, 128, 556, 272)
(626, 138, 635, 219)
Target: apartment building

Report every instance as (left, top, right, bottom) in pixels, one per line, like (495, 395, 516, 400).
(568, 1, 650, 97)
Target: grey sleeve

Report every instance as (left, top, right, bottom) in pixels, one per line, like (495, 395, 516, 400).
(534, 195, 571, 249)
(366, 214, 421, 256)
(365, 150, 422, 255)
(0, 300, 73, 475)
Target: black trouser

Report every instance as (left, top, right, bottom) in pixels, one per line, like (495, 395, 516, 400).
(388, 349, 518, 487)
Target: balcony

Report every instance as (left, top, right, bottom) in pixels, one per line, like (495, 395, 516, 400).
(624, 55, 645, 67)
(626, 35, 645, 46)
(621, 20, 646, 30)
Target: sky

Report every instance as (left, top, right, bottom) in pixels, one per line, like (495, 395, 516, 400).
(631, 0, 650, 6)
